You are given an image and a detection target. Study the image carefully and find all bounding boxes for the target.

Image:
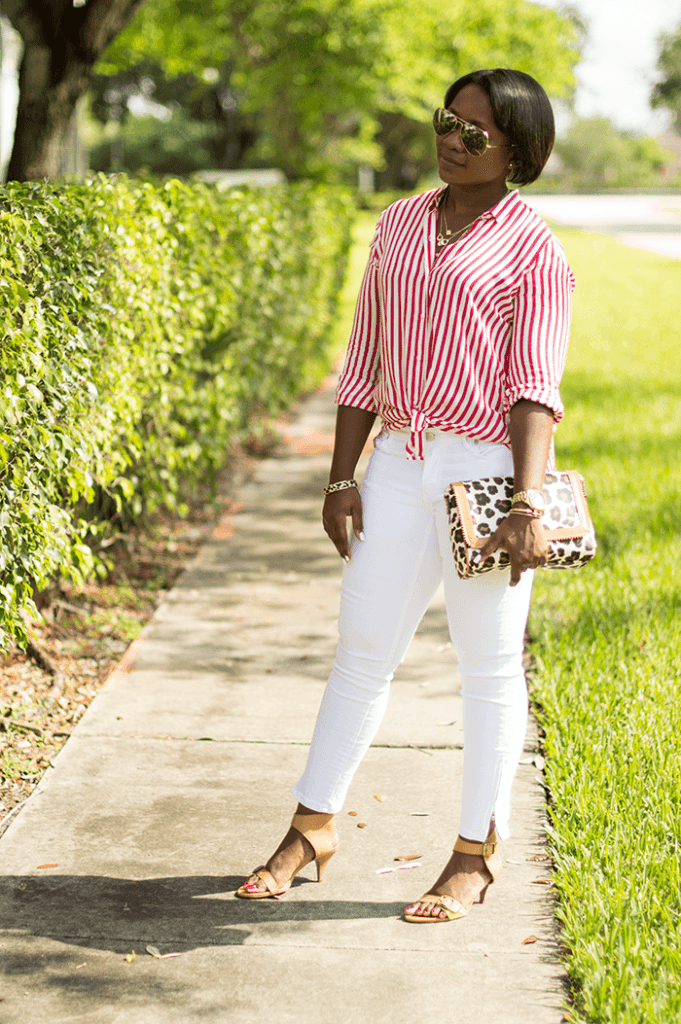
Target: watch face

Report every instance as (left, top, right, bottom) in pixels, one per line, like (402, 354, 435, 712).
(528, 488, 546, 511)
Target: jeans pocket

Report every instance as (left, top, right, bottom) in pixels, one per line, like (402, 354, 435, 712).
(374, 430, 407, 457)
(465, 439, 513, 476)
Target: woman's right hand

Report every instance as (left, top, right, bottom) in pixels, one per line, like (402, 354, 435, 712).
(322, 488, 364, 561)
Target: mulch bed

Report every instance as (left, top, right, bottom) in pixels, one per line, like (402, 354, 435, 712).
(0, 503, 225, 837)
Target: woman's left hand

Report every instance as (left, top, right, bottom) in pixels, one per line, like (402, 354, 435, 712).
(478, 514, 549, 587)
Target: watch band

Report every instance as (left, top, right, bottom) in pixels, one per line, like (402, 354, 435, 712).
(511, 488, 545, 511)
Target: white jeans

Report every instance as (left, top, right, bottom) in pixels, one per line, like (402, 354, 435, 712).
(292, 429, 533, 841)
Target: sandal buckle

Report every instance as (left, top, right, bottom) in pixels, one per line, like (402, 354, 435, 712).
(481, 840, 496, 857)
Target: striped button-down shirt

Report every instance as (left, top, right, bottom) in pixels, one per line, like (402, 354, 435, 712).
(336, 187, 575, 459)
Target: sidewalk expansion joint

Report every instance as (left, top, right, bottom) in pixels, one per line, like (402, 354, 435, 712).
(79, 734, 464, 751)
(22, 932, 554, 956)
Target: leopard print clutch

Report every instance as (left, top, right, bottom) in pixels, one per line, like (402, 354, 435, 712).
(444, 471, 597, 579)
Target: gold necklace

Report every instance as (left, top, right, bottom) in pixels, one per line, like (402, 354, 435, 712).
(436, 188, 511, 251)
(436, 206, 472, 250)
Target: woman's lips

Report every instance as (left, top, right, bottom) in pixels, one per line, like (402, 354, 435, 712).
(439, 152, 466, 169)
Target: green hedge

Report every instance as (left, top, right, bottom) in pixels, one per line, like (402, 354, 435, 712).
(0, 176, 354, 647)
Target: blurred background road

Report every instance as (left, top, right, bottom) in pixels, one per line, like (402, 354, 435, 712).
(525, 193, 681, 259)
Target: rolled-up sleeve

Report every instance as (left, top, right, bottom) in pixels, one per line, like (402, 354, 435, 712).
(504, 237, 575, 423)
(335, 214, 384, 410)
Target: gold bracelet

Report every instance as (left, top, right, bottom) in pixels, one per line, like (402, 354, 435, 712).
(508, 507, 542, 519)
(323, 479, 358, 496)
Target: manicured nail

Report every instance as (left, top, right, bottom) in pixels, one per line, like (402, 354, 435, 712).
(359, 532, 365, 542)
(343, 555, 350, 563)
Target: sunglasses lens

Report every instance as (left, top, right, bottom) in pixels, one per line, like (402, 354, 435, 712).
(460, 127, 487, 156)
(432, 109, 489, 154)
(432, 109, 453, 136)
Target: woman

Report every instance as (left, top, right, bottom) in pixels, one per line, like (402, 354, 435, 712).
(237, 68, 574, 922)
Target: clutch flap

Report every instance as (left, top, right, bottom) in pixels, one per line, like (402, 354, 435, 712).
(446, 471, 593, 548)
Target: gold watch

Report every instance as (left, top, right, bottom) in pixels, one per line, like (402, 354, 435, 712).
(511, 488, 546, 513)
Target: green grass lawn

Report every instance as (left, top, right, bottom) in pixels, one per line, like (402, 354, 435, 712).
(342, 210, 681, 1023)
(531, 228, 681, 1024)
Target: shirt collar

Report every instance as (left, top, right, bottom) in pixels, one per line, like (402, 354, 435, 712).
(427, 185, 520, 222)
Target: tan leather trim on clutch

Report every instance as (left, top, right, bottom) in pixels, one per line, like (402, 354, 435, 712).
(450, 471, 593, 549)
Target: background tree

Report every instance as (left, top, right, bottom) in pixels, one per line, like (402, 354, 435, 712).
(92, 0, 581, 184)
(3, 0, 148, 181)
(553, 117, 670, 190)
(652, 22, 681, 132)
(87, 60, 258, 174)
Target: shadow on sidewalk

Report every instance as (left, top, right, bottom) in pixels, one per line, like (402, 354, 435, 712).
(1, 873, 405, 955)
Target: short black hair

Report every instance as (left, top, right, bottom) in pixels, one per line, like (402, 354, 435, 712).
(444, 69, 555, 186)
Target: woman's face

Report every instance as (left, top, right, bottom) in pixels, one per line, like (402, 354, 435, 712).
(436, 83, 513, 189)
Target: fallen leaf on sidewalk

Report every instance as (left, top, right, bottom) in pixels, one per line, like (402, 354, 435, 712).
(522, 935, 538, 945)
(377, 862, 421, 874)
(373, 793, 386, 802)
(410, 811, 429, 816)
(37, 863, 59, 869)
(146, 945, 182, 959)
(125, 951, 136, 963)
(357, 822, 368, 828)
(527, 854, 549, 861)
(530, 878, 554, 886)
(347, 810, 358, 816)
(394, 854, 422, 861)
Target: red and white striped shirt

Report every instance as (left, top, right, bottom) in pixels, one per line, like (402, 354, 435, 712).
(336, 187, 575, 460)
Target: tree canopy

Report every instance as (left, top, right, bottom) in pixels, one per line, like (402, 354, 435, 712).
(652, 21, 681, 132)
(94, 0, 582, 183)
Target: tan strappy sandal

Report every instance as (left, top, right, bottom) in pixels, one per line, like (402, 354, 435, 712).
(236, 812, 339, 899)
(403, 831, 502, 923)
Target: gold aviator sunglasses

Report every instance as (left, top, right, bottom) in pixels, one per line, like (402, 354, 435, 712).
(432, 108, 495, 157)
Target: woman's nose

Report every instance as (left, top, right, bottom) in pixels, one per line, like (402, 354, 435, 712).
(444, 126, 465, 152)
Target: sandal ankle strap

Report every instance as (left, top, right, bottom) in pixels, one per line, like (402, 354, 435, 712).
(453, 832, 498, 858)
(291, 812, 338, 857)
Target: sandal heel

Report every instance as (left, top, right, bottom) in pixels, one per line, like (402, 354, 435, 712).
(315, 847, 336, 882)
(293, 812, 339, 884)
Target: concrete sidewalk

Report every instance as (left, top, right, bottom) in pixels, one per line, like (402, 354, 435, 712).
(0, 375, 565, 1024)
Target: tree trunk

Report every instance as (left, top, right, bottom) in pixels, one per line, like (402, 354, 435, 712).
(7, 44, 88, 180)
(4, 0, 147, 182)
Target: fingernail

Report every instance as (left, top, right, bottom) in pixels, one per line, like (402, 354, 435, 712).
(343, 555, 350, 563)
(359, 532, 365, 542)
